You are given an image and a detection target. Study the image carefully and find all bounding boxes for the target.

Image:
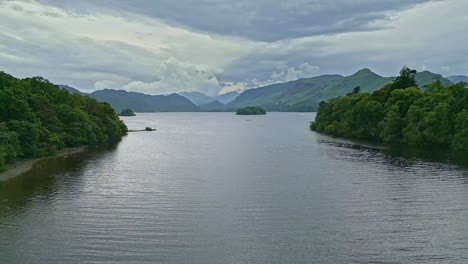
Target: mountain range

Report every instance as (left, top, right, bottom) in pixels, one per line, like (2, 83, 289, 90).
(447, 75, 468, 84)
(89, 89, 198, 112)
(60, 69, 463, 112)
(226, 69, 454, 111)
(178, 91, 240, 105)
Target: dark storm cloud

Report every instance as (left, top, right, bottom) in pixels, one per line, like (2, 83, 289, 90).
(39, 0, 435, 41)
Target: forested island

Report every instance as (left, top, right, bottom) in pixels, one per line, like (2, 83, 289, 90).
(236, 106, 267, 115)
(119, 108, 136, 116)
(0, 71, 128, 171)
(311, 67, 468, 152)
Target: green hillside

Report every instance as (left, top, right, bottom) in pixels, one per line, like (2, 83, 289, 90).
(179, 91, 214, 105)
(447, 75, 468, 84)
(57, 68, 454, 113)
(416, 71, 453, 88)
(228, 69, 453, 112)
(199, 100, 225, 111)
(215, 91, 240, 104)
(90, 89, 199, 112)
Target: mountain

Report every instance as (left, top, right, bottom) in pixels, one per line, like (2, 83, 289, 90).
(90, 89, 199, 112)
(178, 91, 239, 106)
(447, 75, 468, 84)
(215, 91, 240, 104)
(416, 71, 453, 88)
(59, 85, 87, 95)
(179, 91, 213, 105)
(227, 69, 453, 112)
(198, 100, 226, 111)
(57, 68, 454, 113)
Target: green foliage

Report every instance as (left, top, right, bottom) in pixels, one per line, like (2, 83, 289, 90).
(236, 106, 266, 115)
(0, 123, 20, 165)
(352, 86, 361, 94)
(452, 110, 468, 152)
(119, 108, 136, 116)
(0, 71, 127, 168)
(391, 66, 417, 90)
(311, 67, 468, 153)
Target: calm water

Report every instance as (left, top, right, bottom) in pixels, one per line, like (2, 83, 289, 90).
(1, 112, 468, 264)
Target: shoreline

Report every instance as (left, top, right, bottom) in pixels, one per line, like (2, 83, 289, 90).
(0, 146, 88, 182)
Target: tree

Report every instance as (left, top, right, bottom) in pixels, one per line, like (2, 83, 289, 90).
(311, 67, 467, 154)
(119, 108, 136, 116)
(391, 66, 417, 90)
(236, 106, 266, 115)
(380, 105, 404, 143)
(352, 86, 361, 94)
(0, 71, 128, 166)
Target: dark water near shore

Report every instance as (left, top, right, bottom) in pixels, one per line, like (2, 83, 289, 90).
(1, 112, 468, 264)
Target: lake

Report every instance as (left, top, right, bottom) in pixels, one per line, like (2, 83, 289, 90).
(1, 112, 468, 264)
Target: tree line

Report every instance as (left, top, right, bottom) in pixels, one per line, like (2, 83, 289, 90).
(311, 67, 468, 152)
(0, 71, 127, 170)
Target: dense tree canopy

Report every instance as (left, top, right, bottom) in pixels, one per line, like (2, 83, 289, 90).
(119, 108, 136, 116)
(236, 106, 267, 115)
(311, 67, 468, 152)
(0, 72, 127, 170)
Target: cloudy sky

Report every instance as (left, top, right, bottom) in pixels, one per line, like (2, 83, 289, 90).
(0, 0, 467, 96)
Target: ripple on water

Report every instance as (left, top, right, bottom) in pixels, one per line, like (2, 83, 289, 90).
(1, 113, 468, 264)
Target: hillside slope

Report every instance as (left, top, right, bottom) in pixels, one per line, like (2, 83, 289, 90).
(228, 69, 453, 112)
(447, 75, 468, 84)
(59, 85, 87, 96)
(90, 89, 199, 112)
(215, 91, 240, 104)
(179, 91, 214, 105)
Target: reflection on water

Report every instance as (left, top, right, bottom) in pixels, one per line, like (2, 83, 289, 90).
(1, 113, 467, 264)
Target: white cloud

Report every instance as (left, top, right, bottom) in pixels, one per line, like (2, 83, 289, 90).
(94, 79, 128, 90)
(1, 0, 468, 96)
(440, 66, 451, 73)
(123, 58, 224, 96)
(249, 63, 320, 87)
(0, 0, 253, 94)
(270, 63, 320, 82)
(219, 82, 248, 94)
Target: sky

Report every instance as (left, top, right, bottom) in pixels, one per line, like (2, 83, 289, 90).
(0, 0, 467, 96)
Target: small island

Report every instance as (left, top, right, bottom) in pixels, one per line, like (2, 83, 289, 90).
(119, 108, 136, 116)
(236, 106, 266, 115)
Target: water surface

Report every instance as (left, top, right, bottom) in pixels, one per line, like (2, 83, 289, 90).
(1, 113, 468, 264)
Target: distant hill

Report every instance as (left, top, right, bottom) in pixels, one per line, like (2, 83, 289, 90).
(215, 91, 240, 104)
(179, 91, 240, 105)
(416, 71, 453, 88)
(57, 68, 454, 113)
(227, 69, 453, 112)
(90, 89, 199, 112)
(199, 100, 225, 111)
(179, 91, 213, 105)
(447, 75, 468, 84)
(59, 85, 87, 96)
